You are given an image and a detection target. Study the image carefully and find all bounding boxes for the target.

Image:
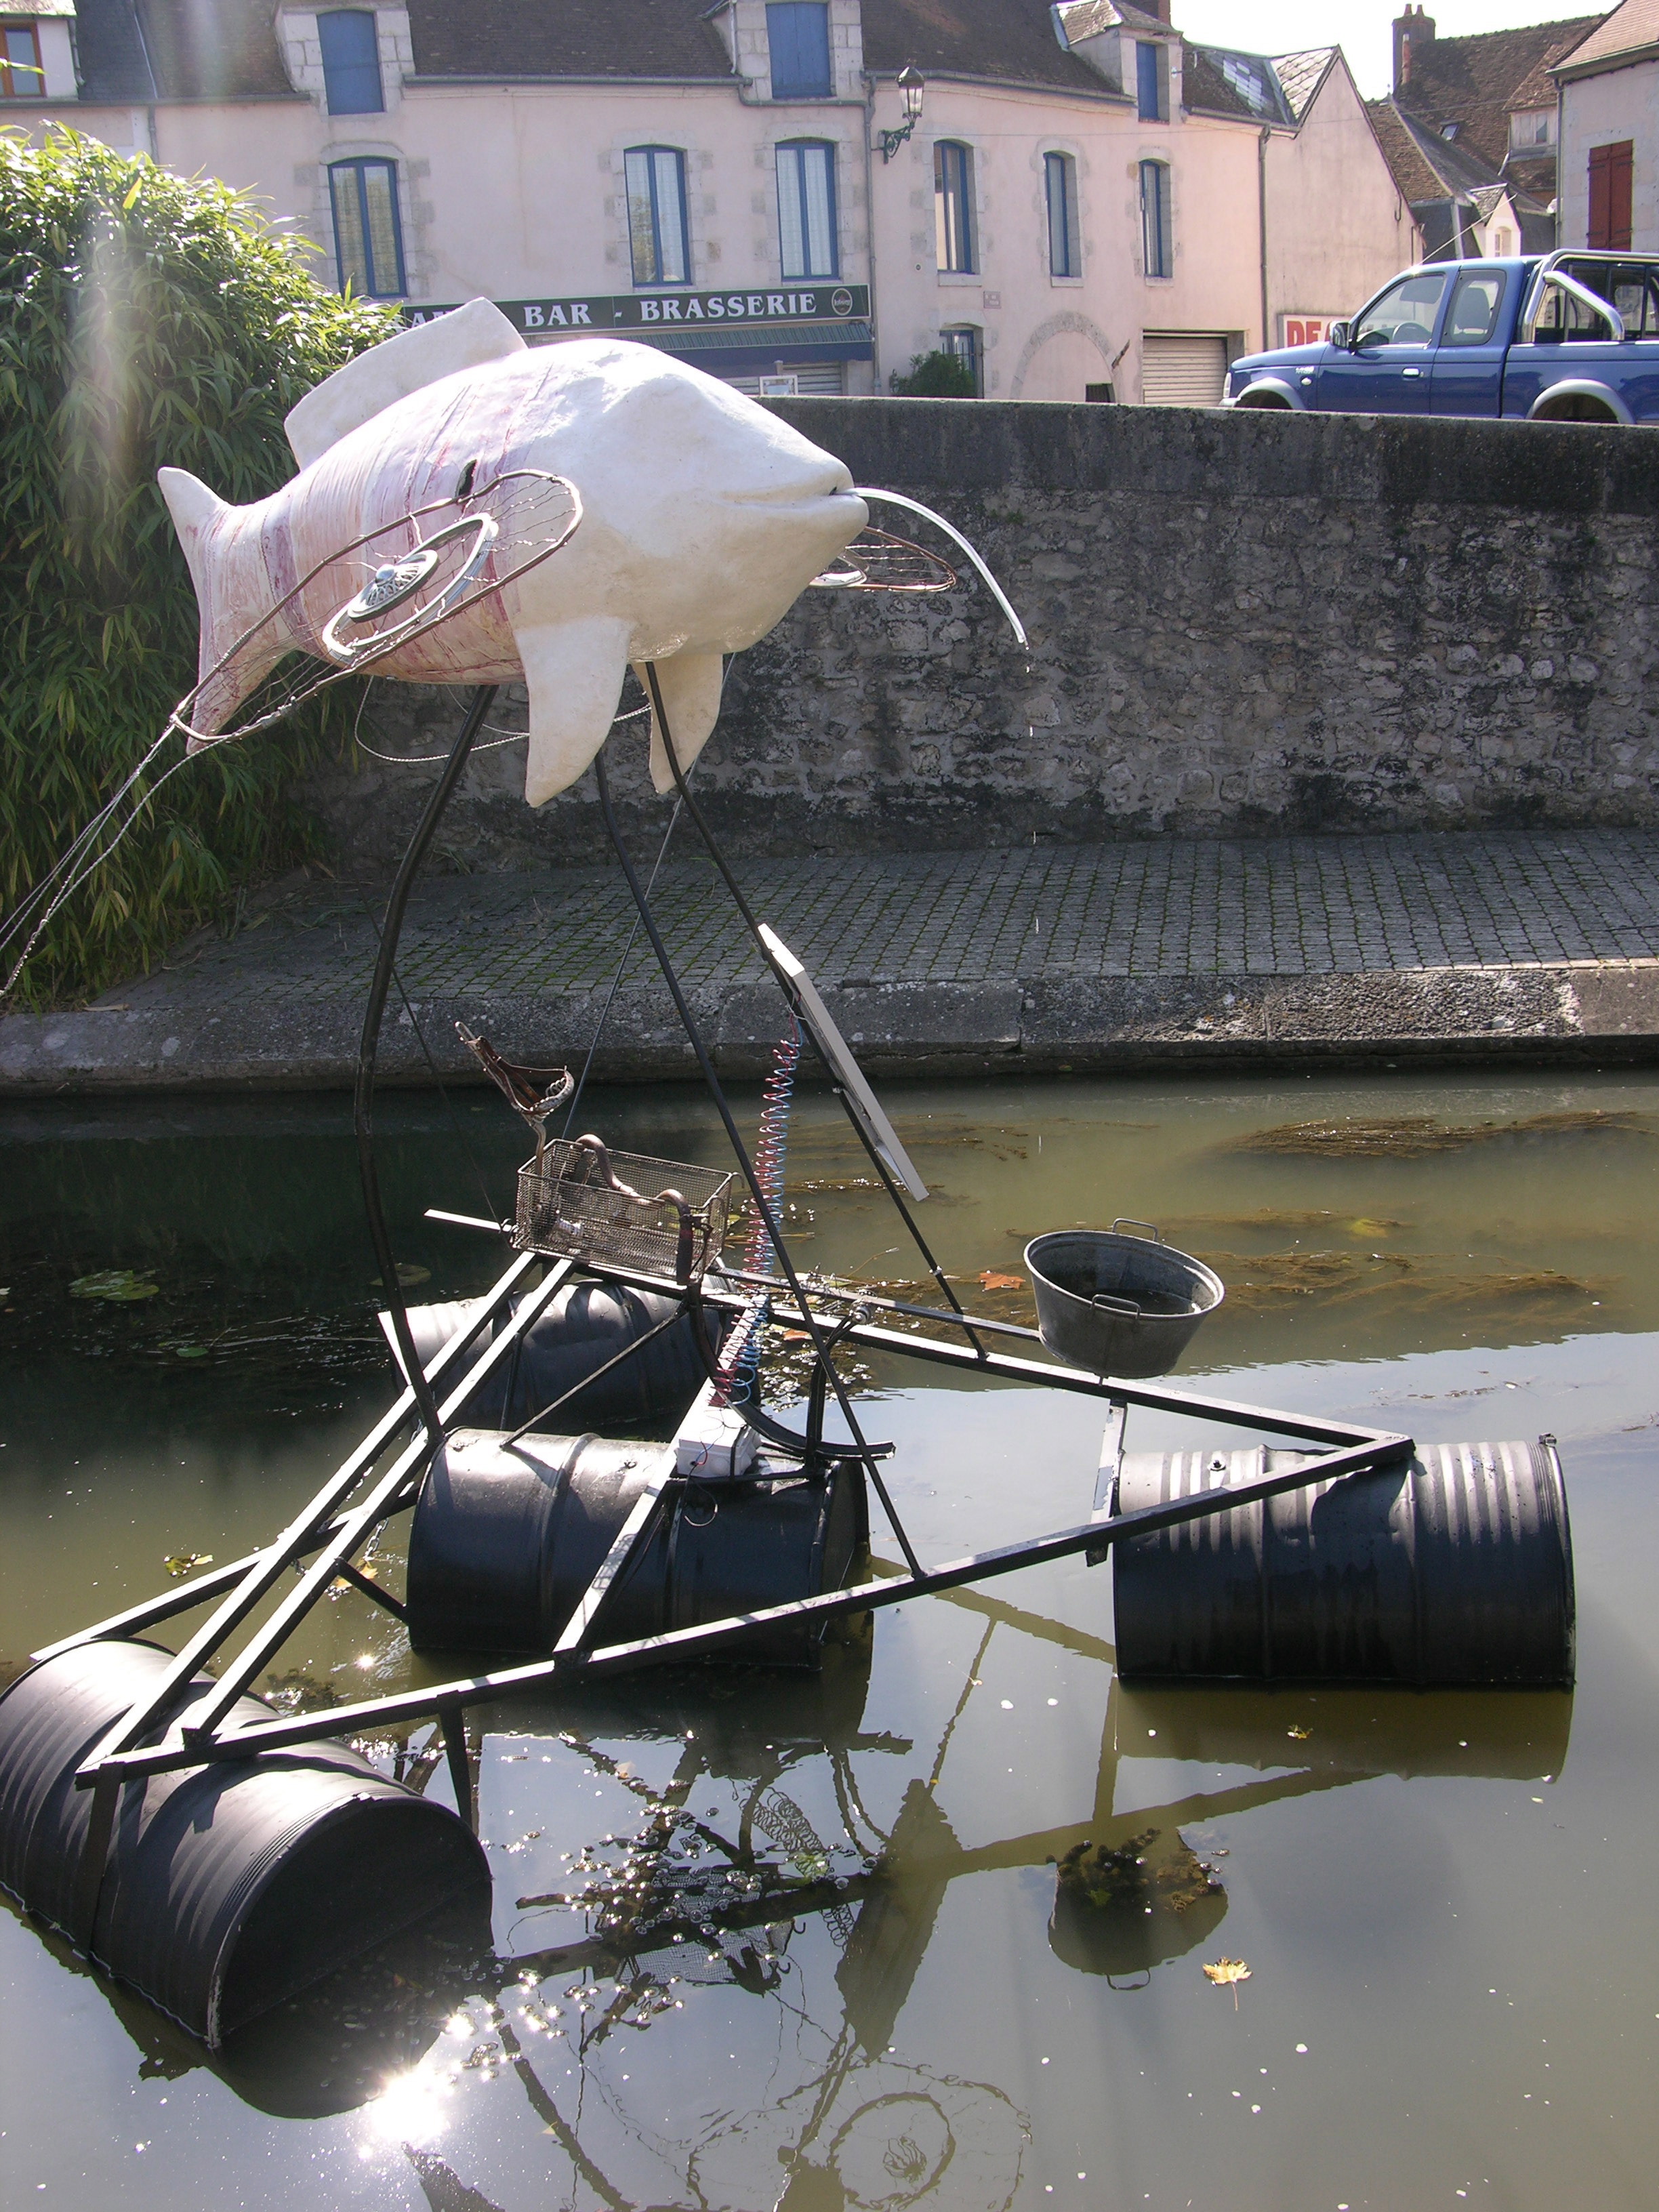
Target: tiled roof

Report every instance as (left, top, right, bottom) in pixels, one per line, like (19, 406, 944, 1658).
(1393, 15, 1603, 169)
(1366, 96, 1452, 203)
(1185, 44, 1292, 121)
(862, 0, 1117, 94)
(1552, 0, 1659, 73)
(407, 0, 735, 80)
(1052, 0, 1170, 41)
(73, 0, 293, 102)
(1273, 46, 1338, 120)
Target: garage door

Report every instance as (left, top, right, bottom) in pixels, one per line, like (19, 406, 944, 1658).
(1141, 333, 1229, 407)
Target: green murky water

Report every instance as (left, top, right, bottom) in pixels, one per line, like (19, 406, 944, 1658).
(3, 1068, 1658, 2211)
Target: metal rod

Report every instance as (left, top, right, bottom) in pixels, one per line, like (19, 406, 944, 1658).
(357, 682, 499, 1446)
(593, 748, 922, 1578)
(440, 1703, 474, 1830)
(94, 1431, 1410, 1780)
(1086, 1401, 1127, 1568)
(827, 1083, 986, 1358)
(338, 1560, 407, 1621)
(708, 1261, 1044, 1343)
(76, 1247, 541, 1758)
(552, 1450, 677, 1654)
(172, 1260, 575, 1748)
(499, 1305, 687, 1449)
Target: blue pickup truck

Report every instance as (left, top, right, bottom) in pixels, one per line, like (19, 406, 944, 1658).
(1225, 250, 1659, 425)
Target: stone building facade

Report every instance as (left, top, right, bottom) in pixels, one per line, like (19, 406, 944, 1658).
(5, 0, 1412, 403)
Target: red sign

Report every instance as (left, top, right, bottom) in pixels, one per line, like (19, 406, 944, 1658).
(1281, 314, 1336, 348)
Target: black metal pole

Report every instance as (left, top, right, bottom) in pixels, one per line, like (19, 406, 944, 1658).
(594, 751, 923, 1577)
(640, 663, 979, 1346)
(356, 682, 498, 1446)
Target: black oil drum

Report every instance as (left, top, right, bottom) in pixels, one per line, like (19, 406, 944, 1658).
(1112, 1439, 1574, 1686)
(387, 1282, 717, 1433)
(407, 1429, 868, 1668)
(0, 1639, 489, 2048)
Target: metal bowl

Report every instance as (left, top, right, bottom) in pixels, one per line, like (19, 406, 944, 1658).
(1024, 1223, 1225, 1379)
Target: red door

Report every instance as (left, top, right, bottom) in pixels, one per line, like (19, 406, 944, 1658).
(1589, 141, 1633, 250)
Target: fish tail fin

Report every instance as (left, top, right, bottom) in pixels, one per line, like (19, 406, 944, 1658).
(158, 468, 276, 745)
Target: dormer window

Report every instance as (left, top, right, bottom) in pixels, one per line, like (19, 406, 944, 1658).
(319, 10, 384, 116)
(0, 22, 44, 98)
(1136, 41, 1168, 123)
(1511, 108, 1553, 150)
(1440, 121, 1459, 140)
(767, 2, 832, 100)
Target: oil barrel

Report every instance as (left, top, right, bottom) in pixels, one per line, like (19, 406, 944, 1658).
(1111, 1439, 1574, 1686)
(0, 1639, 489, 2048)
(407, 1429, 868, 1667)
(384, 1281, 717, 1433)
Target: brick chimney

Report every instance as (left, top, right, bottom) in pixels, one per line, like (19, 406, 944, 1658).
(1393, 4, 1435, 89)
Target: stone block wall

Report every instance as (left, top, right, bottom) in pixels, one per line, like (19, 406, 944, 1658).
(303, 397, 1659, 872)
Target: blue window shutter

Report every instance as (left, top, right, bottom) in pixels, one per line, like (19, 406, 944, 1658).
(319, 12, 384, 117)
(1136, 41, 1161, 122)
(767, 3, 832, 98)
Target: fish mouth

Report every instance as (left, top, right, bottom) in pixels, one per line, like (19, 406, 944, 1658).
(724, 467, 859, 511)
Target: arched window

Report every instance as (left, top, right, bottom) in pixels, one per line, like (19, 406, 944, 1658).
(1045, 152, 1080, 279)
(318, 11, 382, 115)
(935, 142, 976, 273)
(329, 158, 405, 296)
(624, 147, 691, 287)
(1139, 159, 1172, 279)
(777, 141, 838, 279)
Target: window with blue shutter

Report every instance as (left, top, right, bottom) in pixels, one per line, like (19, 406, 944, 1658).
(319, 11, 384, 117)
(329, 159, 405, 295)
(935, 141, 976, 272)
(777, 142, 838, 278)
(1140, 159, 1172, 278)
(1045, 152, 1079, 278)
(1136, 41, 1166, 122)
(767, 3, 832, 98)
(624, 147, 691, 286)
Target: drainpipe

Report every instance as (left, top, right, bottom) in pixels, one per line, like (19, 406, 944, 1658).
(1257, 125, 1271, 350)
(861, 70, 882, 389)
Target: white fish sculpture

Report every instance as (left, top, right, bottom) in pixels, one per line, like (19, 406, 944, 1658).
(158, 299, 865, 803)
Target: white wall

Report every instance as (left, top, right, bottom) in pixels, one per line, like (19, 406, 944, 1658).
(1559, 59, 1659, 251)
(1265, 62, 1410, 333)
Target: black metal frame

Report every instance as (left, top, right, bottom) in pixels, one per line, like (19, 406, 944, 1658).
(41, 1240, 1410, 1795)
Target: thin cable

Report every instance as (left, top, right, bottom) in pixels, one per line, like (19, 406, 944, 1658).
(853, 489, 1029, 649)
(639, 662, 981, 1347)
(356, 683, 497, 1448)
(594, 749, 921, 1576)
(560, 786, 683, 1141)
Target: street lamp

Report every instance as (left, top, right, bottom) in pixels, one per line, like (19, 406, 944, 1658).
(878, 65, 925, 162)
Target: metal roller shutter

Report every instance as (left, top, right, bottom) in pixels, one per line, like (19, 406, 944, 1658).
(724, 364, 846, 397)
(1141, 333, 1229, 407)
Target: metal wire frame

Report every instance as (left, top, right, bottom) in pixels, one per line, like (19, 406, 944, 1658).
(49, 1252, 1412, 1793)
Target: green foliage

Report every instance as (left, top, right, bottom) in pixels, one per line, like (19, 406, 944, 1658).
(0, 126, 397, 1008)
(888, 349, 978, 398)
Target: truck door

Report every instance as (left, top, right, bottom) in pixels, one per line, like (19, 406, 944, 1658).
(1317, 270, 1448, 414)
(1429, 267, 1511, 417)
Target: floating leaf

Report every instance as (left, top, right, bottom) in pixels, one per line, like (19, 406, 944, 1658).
(979, 1271, 1024, 1291)
(70, 1269, 159, 1302)
(171, 1343, 209, 1359)
(164, 1552, 213, 1578)
(1203, 1956, 1252, 2007)
(1288, 1725, 1311, 1740)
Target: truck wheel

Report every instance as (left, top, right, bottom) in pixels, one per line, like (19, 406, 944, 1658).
(1531, 393, 1621, 424)
(1232, 392, 1292, 410)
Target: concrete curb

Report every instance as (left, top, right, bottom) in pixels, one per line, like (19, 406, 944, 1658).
(5, 962, 1658, 1095)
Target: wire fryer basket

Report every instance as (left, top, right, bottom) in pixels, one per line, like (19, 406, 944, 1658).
(514, 1139, 735, 1284)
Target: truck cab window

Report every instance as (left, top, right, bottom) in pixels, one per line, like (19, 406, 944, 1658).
(1352, 271, 1448, 348)
(1442, 270, 1506, 346)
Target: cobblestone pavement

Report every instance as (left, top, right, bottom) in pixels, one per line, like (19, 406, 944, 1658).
(118, 829, 1659, 1009)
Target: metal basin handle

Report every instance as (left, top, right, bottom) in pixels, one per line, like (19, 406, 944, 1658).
(1091, 1292, 1143, 1317)
(1110, 1218, 1163, 1242)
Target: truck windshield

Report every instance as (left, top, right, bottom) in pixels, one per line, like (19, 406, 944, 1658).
(1351, 270, 1449, 348)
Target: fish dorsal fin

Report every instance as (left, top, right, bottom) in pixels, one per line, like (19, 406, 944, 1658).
(283, 298, 527, 469)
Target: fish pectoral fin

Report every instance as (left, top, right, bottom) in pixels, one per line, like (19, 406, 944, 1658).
(638, 653, 726, 795)
(518, 617, 634, 807)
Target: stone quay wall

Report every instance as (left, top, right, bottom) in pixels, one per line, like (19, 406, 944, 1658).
(304, 397, 1659, 873)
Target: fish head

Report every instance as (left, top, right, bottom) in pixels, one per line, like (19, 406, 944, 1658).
(532, 342, 865, 659)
